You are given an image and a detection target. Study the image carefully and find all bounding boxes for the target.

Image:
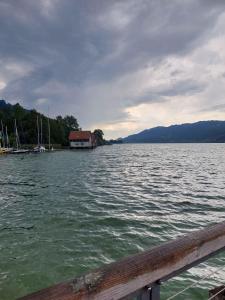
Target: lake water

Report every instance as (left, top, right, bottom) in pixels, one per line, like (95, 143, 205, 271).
(1, 144, 225, 299)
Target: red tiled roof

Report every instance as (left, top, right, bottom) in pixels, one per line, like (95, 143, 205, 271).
(69, 131, 92, 140)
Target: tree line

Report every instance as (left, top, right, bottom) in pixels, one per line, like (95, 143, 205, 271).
(0, 100, 104, 147)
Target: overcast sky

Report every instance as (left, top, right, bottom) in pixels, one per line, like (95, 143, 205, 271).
(0, 0, 225, 138)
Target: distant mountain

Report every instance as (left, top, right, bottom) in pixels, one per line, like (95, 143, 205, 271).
(123, 121, 225, 143)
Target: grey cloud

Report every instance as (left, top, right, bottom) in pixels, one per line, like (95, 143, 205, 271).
(0, 0, 225, 130)
(127, 79, 205, 107)
(160, 80, 205, 98)
(199, 104, 225, 113)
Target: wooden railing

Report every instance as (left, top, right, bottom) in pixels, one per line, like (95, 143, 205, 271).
(18, 221, 225, 300)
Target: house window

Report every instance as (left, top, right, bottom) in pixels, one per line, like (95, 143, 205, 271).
(71, 139, 89, 142)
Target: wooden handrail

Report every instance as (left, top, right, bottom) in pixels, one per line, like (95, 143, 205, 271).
(18, 221, 225, 300)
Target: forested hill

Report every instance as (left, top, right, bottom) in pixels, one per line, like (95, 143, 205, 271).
(0, 100, 79, 146)
(123, 121, 225, 143)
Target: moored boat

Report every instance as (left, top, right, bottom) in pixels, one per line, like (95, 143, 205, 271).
(33, 116, 46, 153)
(0, 122, 13, 154)
(11, 149, 30, 154)
(47, 110, 54, 152)
(33, 145, 46, 153)
(11, 119, 30, 154)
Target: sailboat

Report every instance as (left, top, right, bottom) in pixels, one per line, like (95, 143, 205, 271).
(11, 119, 30, 154)
(0, 121, 5, 154)
(0, 121, 13, 154)
(0, 120, 7, 154)
(0, 129, 4, 155)
(5, 126, 13, 153)
(33, 116, 46, 153)
(47, 110, 54, 152)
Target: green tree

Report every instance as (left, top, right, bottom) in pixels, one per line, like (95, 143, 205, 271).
(63, 115, 79, 130)
(0, 101, 80, 146)
(56, 115, 63, 122)
(94, 129, 105, 146)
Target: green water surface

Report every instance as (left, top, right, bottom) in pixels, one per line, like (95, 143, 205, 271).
(1, 144, 225, 299)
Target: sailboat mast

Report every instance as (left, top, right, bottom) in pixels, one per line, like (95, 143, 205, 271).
(48, 109, 51, 151)
(0, 127, 1, 148)
(6, 126, 9, 148)
(37, 116, 40, 146)
(40, 118, 43, 145)
(1, 120, 5, 148)
(14, 119, 19, 150)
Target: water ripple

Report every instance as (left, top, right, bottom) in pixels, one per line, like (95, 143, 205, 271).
(1, 144, 225, 299)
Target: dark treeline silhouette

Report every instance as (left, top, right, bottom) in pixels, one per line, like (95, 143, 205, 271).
(0, 100, 79, 146)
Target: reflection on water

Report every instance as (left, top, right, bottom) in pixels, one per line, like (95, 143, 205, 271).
(0, 144, 225, 299)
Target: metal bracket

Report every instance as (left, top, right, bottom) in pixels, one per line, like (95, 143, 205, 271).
(150, 281, 161, 300)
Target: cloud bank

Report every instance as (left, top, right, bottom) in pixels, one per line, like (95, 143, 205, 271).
(0, 0, 225, 138)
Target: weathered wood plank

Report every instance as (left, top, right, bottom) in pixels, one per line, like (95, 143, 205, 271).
(18, 221, 225, 300)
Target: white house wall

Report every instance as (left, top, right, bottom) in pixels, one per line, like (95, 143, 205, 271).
(70, 141, 92, 148)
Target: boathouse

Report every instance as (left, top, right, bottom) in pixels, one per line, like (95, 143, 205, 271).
(69, 131, 96, 149)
